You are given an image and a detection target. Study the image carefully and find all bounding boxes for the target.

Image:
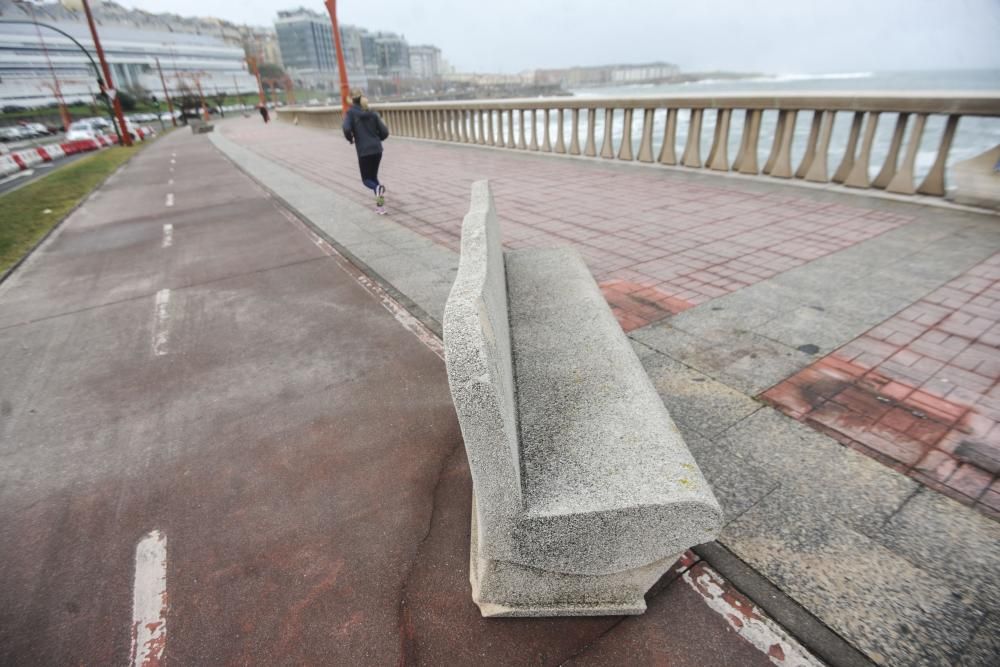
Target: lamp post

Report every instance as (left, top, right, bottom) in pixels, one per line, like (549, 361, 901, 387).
(323, 0, 351, 113)
(155, 57, 176, 127)
(0, 16, 120, 142)
(67, 0, 131, 145)
(246, 55, 267, 108)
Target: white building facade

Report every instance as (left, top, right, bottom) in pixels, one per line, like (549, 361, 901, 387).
(0, 5, 258, 108)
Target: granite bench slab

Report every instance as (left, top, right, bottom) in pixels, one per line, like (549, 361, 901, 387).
(443, 180, 722, 617)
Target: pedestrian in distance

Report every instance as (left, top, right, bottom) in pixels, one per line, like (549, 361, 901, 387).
(342, 88, 389, 214)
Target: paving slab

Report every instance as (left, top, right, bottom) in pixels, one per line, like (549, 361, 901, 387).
(722, 490, 984, 667)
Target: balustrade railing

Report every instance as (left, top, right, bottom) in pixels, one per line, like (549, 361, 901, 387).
(278, 93, 1000, 198)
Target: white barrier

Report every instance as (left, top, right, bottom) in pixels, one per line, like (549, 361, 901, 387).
(12, 149, 43, 168)
(42, 144, 66, 160)
(0, 155, 21, 177)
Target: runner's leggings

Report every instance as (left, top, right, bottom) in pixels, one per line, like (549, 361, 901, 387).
(358, 153, 382, 192)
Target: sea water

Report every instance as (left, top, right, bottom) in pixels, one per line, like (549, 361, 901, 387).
(519, 70, 1000, 186)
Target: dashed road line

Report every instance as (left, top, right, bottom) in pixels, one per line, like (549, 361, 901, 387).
(152, 289, 171, 356)
(162, 224, 173, 249)
(165, 193, 174, 207)
(129, 530, 168, 667)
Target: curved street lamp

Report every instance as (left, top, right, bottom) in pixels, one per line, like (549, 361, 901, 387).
(0, 18, 123, 143)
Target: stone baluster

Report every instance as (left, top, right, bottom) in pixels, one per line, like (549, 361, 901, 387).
(795, 111, 823, 179)
(508, 109, 516, 149)
(555, 109, 566, 154)
(478, 110, 487, 144)
(658, 108, 678, 165)
(600, 108, 615, 158)
(542, 109, 552, 152)
(917, 114, 960, 196)
(682, 108, 703, 167)
(886, 113, 927, 194)
(872, 113, 909, 189)
(832, 112, 864, 183)
(637, 109, 655, 163)
(493, 111, 502, 147)
(770, 110, 798, 178)
(529, 109, 539, 150)
(706, 108, 732, 171)
(487, 110, 496, 146)
(517, 110, 527, 149)
(584, 108, 597, 157)
(845, 112, 881, 188)
(618, 108, 634, 160)
(732, 109, 762, 174)
(803, 111, 836, 182)
(442, 110, 451, 141)
(570, 109, 581, 155)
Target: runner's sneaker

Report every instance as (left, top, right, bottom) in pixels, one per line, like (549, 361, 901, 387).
(376, 184, 386, 207)
(375, 205, 386, 215)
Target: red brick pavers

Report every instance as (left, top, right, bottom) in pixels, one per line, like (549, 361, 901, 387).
(763, 252, 1000, 519)
(220, 119, 916, 331)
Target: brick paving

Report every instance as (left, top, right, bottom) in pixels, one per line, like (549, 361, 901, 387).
(220, 118, 999, 520)
(221, 119, 915, 331)
(763, 253, 1000, 518)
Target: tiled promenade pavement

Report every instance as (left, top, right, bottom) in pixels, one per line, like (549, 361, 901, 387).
(764, 253, 1000, 516)
(223, 121, 913, 329)
(221, 117, 999, 518)
(213, 117, 1000, 666)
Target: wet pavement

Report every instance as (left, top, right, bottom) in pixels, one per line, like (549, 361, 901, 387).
(210, 115, 1000, 666)
(0, 127, 806, 664)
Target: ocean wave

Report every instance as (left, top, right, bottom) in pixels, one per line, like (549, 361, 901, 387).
(750, 72, 875, 83)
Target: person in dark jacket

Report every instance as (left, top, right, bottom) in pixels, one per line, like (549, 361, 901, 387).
(342, 89, 390, 214)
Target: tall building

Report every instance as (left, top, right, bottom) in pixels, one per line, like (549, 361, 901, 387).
(241, 28, 282, 68)
(0, 0, 257, 108)
(274, 8, 336, 74)
(373, 33, 409, 78)
(409, 45, 441, 80)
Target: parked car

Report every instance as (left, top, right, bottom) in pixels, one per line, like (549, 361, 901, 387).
(0, 126, 26, 142)
(66, 120, 97, 141)
(28, 122, 53, 136)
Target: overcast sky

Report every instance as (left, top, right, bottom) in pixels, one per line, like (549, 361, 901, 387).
(118, 0, 1000, 74)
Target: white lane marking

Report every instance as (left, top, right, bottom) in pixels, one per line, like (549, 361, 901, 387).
(129, 530, 168, 667)
(161, 224, 173, 249)
(169, 158, 175, 164)
(152, 289, 171, 356)
(171, 152, 176, 157)
(165, 193, 174, 207)
(168, 178, 174, 186)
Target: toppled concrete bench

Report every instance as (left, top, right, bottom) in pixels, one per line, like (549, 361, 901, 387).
(443, 180, 722, 617)
(189, 119, 215, 134)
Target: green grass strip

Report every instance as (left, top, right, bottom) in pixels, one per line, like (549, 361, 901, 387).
(0, 145, 141, 276)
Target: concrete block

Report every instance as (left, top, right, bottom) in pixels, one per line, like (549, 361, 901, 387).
(443, 180, 721, 616)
